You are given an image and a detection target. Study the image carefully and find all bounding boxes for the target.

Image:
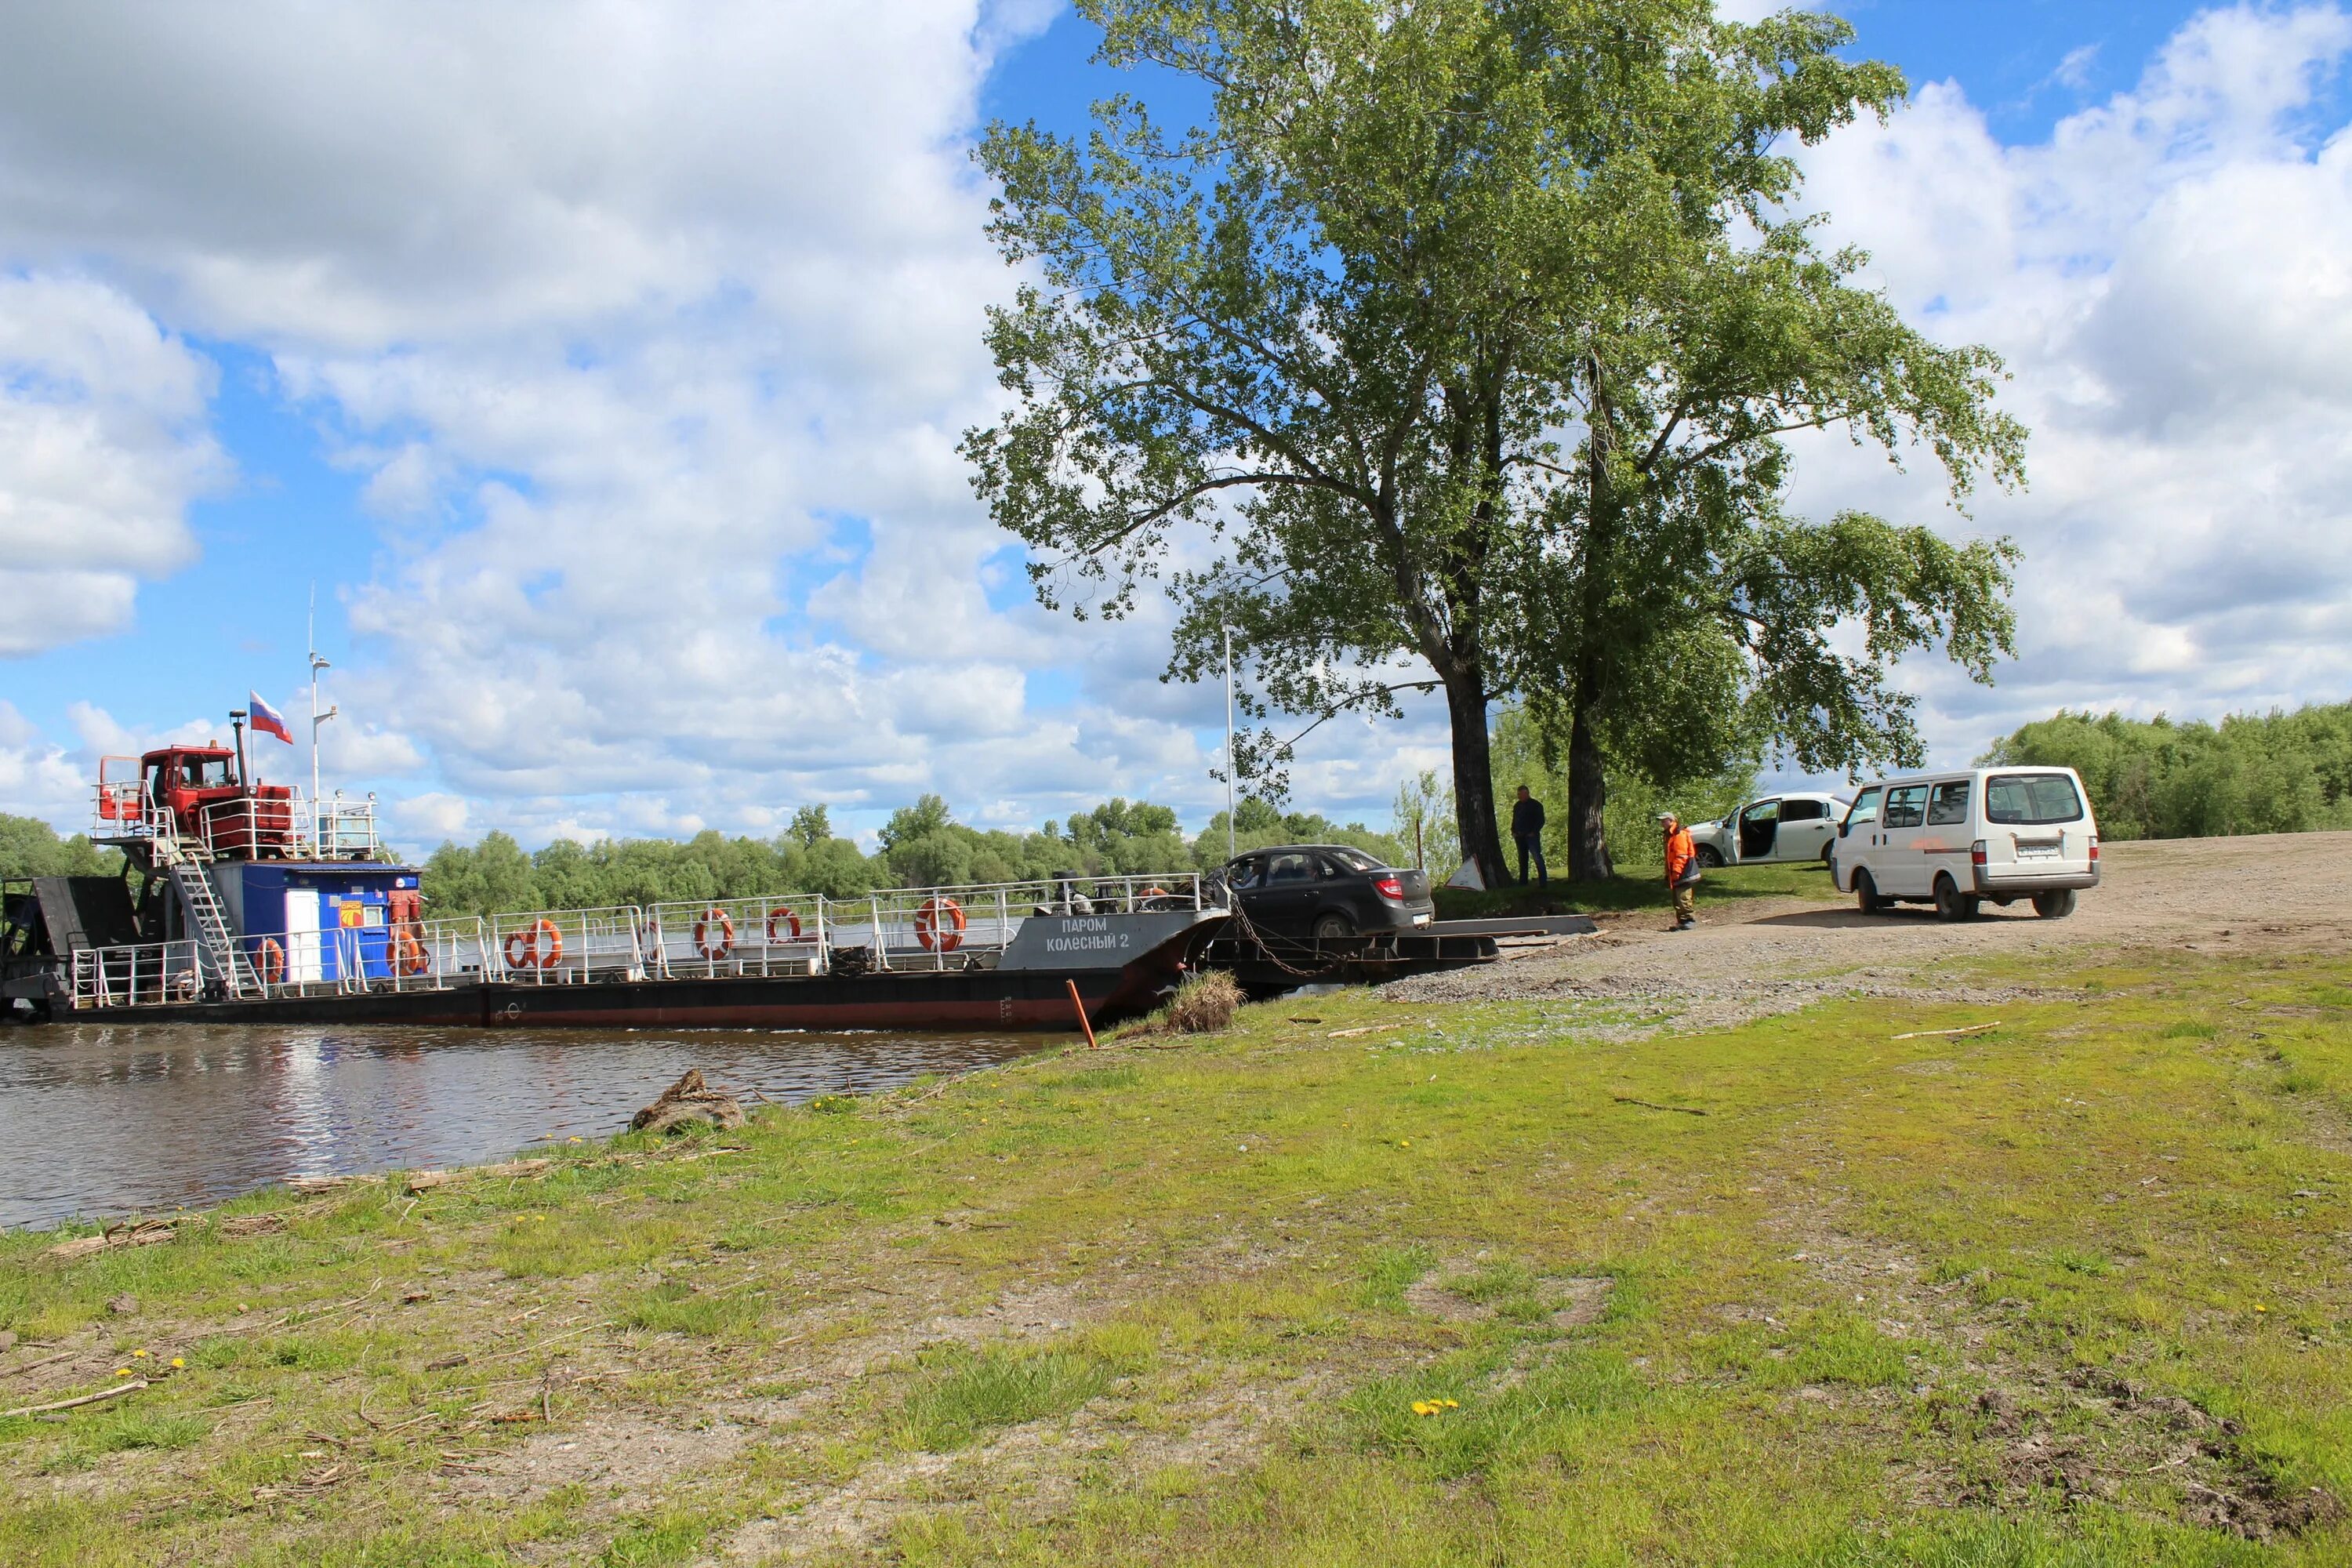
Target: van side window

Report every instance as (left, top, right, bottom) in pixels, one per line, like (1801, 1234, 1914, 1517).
(1842, 787, 1881, 829)
(1882, 785, 1928, 829)
(1926, 782, 1971, 826)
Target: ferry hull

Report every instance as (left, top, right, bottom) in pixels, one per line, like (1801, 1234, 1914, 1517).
(41, 928, 1210, 1033)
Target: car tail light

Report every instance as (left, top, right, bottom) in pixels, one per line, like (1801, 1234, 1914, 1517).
(1373, 876, 1405, 901)
(2089, 835, 2099, 863)
(1971, 840, 1987, 867)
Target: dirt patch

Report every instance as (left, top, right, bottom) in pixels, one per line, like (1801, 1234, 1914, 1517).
(1548, 1276, 1613, 1329)
(441, 1406, 753, 1512)
(1403, 1276, 1494, 1324)
(1387, 834, 2352, 1017)
(1950, 1374, 2344, 1542)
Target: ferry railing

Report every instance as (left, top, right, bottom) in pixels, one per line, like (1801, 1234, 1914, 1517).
(69, 938, 205, 1010)
(644, 894, 827, 981)
(199, 791, 382, 863)
(485, 906, 648, 985)
(245, 916, 489, 999)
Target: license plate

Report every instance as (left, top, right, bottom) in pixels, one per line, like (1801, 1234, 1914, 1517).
(1412, 913, 1432, 925)
(2016, 846, 2059, 860)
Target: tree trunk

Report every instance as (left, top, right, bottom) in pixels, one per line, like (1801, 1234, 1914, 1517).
(1566, 676, 1613, 880)
(1443, 667, 1508, 888)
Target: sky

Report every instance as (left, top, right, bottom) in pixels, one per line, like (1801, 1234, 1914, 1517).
(3, 1, 2350, 853)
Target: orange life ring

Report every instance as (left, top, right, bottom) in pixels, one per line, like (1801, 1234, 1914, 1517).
(694, 908, 735, 960)
(394, 926, 429, 977)
(503, 918, 563, 971)
(913, 896, 966, 953)
(1139, 886, 1167, 899)
(256, 937, 286, 985)
(765, 906, 802, 943)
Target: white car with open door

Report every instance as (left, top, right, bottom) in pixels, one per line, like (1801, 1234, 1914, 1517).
(1831, 766, 2100, 921)
(1686, 792, 1847, 868)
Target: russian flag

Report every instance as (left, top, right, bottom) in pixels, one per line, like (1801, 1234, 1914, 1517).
(249, 691, 294, 745)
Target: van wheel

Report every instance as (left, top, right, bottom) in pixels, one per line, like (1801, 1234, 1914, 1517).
(1696, 845, 1724, 869)
(1934, 875, 1980, 924)
(2032, 889, 2077, 920)
(1854, 871, 1888, 915)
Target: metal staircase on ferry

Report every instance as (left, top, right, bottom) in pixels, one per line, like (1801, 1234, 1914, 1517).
(151, 832, 260, 1000)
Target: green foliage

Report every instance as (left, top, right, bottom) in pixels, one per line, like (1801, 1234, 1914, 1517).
(966, 0, 2024, 882)
(1489, 706, 1752, 875)
(1982, 703, 2352, 841)
(0, 815, 123, 883)
(419, 797, 1210, 916)
(1191, 797, 1406, 868)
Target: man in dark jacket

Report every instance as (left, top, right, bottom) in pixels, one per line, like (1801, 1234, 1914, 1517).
(1511, 785, 1547, 886)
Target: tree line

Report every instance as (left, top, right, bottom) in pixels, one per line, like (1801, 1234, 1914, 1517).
(1982, 703, 2352, 842)
(0, 815, 122, 884)
(413, 797, 1405, 918)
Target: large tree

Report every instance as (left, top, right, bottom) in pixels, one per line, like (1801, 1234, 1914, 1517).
(965, 0, 2024, 884)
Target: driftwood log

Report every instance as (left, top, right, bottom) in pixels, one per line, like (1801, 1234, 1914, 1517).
(631, 1069, 746, 1134)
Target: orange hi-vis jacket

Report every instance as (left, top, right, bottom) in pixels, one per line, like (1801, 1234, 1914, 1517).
(1664, 826, 1696, 886)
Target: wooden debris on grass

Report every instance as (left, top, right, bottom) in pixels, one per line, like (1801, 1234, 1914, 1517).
(1611, 1094, 1708, 1116)
(3, 1377, 148, 1419)
(631, 1069, 747, 1134)
(1890, 1022, 2002, 1040)
(1327, 1023, 1404, 1039)
(45, 1213, 209, 1260)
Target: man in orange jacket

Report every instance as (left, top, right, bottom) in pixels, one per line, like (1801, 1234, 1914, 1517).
(1661, 811, 1697, 932)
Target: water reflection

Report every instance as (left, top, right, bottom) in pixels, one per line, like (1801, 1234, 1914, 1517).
(0, 1022, 1049, 1230)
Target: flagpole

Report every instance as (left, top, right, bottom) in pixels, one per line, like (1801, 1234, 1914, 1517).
(308, 586, 336, 852)
(1222, 622, 1237, 860)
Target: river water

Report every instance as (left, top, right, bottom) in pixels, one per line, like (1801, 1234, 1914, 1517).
(0, 1022, 1053, 1231)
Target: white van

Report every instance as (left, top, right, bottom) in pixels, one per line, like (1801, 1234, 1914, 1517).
(1830, 766, 2099, 921)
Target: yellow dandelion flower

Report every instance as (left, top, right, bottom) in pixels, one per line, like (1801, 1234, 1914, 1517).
(132, 1348, 149, 1358)
(1411, 1401, 1433, 1416)
(1443, 1399, 1460, 1408)
(114, 1367, 132, 1377)
(1399, 1138, 1411, 1148)
(2255, 1304, 2268, 1312)
(170, 1357, 186, 1369)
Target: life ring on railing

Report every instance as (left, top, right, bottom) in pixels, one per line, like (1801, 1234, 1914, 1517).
(913, 896, 966, 953)
(694, 908, 735, 960)
(394, 926, 430, 978)
(256, 938, 286, 985)
(765, 907, 801, 943)
(1139, 886, 1168, 901)
(503, 918, 563, 971)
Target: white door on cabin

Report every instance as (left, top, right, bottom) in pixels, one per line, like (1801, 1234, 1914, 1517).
(285, 889, 324, 983)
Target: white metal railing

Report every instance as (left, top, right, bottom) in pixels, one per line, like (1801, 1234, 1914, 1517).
(69, 938, 205, 1009)
(484, 906, 649, 985)
(246, 916, 489, 998)
(653, 872, 1207, 975)
(93, 775, 380, 864)
(644, 893, 829, 979)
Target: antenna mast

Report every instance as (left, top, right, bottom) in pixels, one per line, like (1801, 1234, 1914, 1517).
(308, 586, 337, 849)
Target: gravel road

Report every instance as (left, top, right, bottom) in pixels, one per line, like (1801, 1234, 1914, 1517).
(1385, 831, 2348, 1026)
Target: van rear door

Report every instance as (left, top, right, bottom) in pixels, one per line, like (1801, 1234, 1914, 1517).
(1980, 771, 2096, 887)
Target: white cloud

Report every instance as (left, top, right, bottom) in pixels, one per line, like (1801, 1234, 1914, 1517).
(1781, 2, 2352, 765)
(0, 274, 223, 654)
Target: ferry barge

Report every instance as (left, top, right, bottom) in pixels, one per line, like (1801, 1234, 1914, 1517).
(1, 739, 1225, 1030)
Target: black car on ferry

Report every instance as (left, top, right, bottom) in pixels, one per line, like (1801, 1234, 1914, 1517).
(1218, 844, 1436, 941)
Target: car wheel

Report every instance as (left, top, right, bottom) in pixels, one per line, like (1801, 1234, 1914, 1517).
(1854, 870, 1887, 915)
(1696, 845, 1724, 869)
(2032, 889, 2077, 920)
(1818, 842, 1834, 865)
(1311, 912, 1355, 941)
(1933, 875, 1980, 924)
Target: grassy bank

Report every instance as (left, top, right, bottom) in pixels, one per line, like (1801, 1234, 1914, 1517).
(1434, 858, 1835, 920)
(4, 942, 2349, 1565)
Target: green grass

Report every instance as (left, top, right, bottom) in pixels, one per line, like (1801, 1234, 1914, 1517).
(3, 938, 2350, 1564)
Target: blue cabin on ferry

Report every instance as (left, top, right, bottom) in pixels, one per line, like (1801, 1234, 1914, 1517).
(211, 862, 421, 984)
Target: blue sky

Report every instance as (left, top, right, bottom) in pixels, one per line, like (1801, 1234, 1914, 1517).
(5, 1, 2351, 849)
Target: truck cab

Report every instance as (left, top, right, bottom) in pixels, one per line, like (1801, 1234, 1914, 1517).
(96, 746, 299, 859)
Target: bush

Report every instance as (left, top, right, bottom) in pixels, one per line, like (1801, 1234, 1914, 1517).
(1160, 971, 1242, 1034)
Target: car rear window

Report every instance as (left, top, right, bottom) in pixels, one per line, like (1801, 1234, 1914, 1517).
(1323, 848, 1380, 873)
(1781, 799, 1826, 822)
(1986, 773, 2085, 826)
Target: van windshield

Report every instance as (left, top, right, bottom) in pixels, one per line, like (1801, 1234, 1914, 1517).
(1986, 774, 2085, 826)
